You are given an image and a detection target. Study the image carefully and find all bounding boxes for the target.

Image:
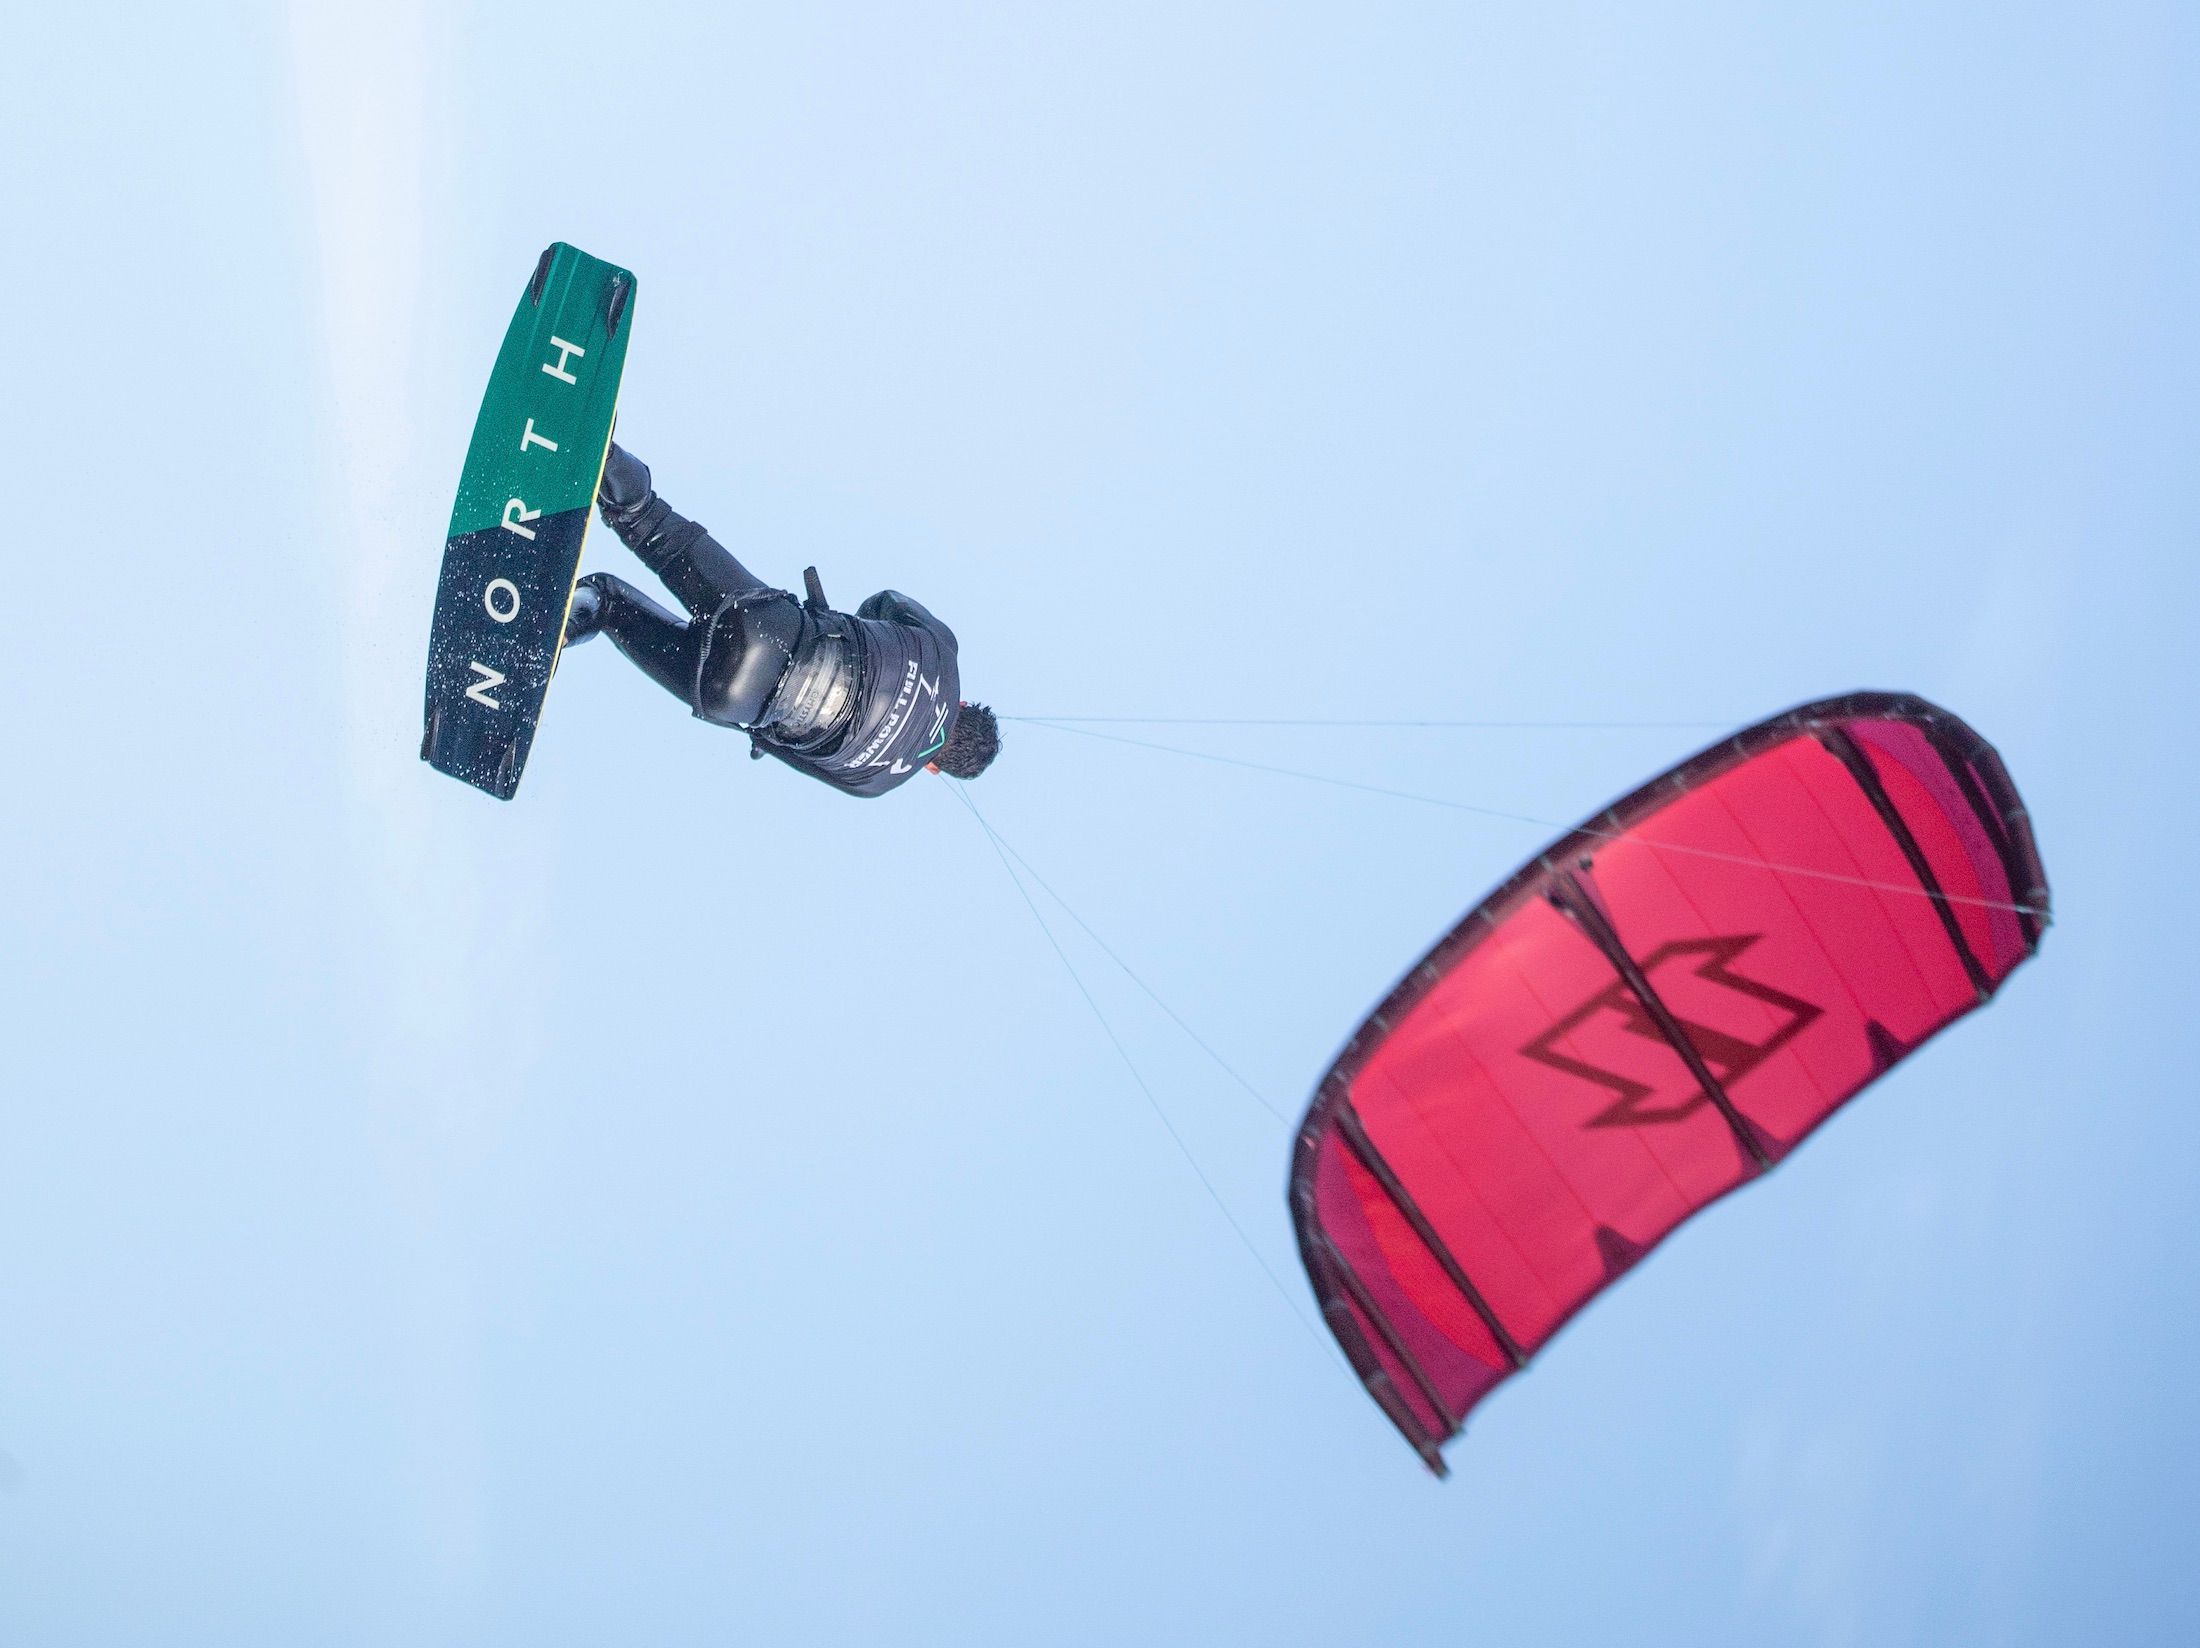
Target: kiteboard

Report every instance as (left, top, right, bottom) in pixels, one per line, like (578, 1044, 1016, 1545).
(422, 242, 636, 799)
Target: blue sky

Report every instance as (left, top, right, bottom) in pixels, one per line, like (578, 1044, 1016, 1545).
(3, 3, 2194, 1644)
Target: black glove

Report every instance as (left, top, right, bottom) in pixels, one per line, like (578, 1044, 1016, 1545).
(598, 443, 653, 520)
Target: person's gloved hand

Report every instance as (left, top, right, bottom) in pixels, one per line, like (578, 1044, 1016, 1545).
(598, 443, 652, 518)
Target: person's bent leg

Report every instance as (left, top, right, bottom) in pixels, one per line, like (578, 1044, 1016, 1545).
(582, 573, 705, 706)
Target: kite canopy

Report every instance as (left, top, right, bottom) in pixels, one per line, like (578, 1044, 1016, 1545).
(1289, 692, 2048, 1475)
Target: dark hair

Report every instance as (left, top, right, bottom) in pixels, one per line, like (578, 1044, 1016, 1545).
(938, 702, 1000, 779)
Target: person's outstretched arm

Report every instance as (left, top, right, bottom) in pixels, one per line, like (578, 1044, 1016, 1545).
(597, 444, 774, 617)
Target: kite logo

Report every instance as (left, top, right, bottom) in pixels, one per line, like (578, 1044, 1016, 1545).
(1520, 935, 1822, 1129)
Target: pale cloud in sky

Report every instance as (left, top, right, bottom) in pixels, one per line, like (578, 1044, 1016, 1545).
(283, 0, 500, 1583)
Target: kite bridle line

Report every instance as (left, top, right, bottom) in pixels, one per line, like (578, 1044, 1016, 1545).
(1012, 717, 2051, 922)
(940, 778, 1350, 1380)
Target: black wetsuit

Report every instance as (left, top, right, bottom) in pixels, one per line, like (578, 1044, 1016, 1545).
(574, 447, 962, 799)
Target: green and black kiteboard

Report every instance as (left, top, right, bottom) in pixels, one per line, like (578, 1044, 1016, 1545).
(422, 242, 635, 799)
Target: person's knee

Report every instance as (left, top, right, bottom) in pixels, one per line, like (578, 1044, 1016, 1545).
(695, 595, 803, 726)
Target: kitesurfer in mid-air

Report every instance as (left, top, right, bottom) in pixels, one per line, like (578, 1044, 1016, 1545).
(563, 444, 999, 797)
